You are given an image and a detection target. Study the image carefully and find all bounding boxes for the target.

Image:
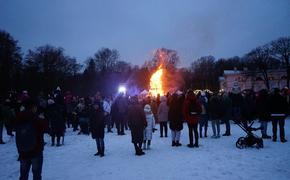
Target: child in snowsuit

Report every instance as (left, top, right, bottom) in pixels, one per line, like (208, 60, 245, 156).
(143, 104, 155, 150)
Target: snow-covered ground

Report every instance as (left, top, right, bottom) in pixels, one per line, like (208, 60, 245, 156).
(1, 120, 290, 180)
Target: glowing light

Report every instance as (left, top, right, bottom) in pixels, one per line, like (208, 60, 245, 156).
(118, 86, 126, 93)
(149, 67, 164, 96)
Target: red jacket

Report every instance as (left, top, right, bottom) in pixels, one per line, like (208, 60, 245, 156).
(183, 95, 202, 125)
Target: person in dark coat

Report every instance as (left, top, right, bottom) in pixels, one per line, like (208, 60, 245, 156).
(89, 102, 105, 157)
(208, 94, 223, 138)
(221, 92, 232, 136)
(198, 92, 209, 138)
(1, 99, 16, 137)
(110, 100, 118, 131)
(183, 90, 202, 148)
(240, 91, 256, 127)
(268, 88, 288, 143)
(230, 89, 243, 123)
(127, 96, 147, 156)
(46, 99, 66, 146)
(168, 93, 183, 147)
(256, 89, 271, 139)
(14, 99, 49, 180)
(116, 94, 128, 135)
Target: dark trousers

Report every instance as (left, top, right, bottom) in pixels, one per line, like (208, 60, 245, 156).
(232, 107, 241, 123)
(104, 115, 112, 132)
(20, 153, 43, 180)
(72, 116, 79, 131)
(159, 122, 168, 137)
(199, 115, 208, 137)
(5, 121, 13, 135)
(272, 117, 285, 140)
(133, 142, 142, 153)
(188, 123, 198, 145)
(0, 121, 3, 141)
(66, 113, 73, 128)
(116, 114, 125, 134)
(79, 117, 89, 134)
(224, 119, 231, 134)
(96, 138, 105, 154)
(51, 134, 61, 145)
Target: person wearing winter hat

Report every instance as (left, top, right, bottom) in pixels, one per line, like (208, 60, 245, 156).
(143, 104, 155, 150)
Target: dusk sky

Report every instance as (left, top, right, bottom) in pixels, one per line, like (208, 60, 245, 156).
(1, 0, 290, 67)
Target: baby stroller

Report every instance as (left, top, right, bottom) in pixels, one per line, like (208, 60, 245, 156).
(234, 120, 263, 149)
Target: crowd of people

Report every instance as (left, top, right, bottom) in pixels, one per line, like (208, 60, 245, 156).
(0, 87, 289, 180)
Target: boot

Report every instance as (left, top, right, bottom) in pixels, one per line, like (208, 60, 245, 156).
(51, 137, 55, 146)
(172, 141, 176, 146)
(143, 141, 147, 150)
(187, 144, 194, 148)
(100, 146, 105, 157)
(281, 139, 287, 143)
(175, 141, 182, 146)
(0, 140, 5, 144)
(56, 137, 61, 147)
(147, 140, 151, 150)
(95, 145, 101, 156)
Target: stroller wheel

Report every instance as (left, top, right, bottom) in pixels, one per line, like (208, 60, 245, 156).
(236, 137, 245, 149)
(257, 138, 264, 149)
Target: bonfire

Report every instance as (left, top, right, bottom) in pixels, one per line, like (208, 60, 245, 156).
(149, 66, 164, 97)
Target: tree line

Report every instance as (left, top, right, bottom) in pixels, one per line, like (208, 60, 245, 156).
(0, 29, 289, 97)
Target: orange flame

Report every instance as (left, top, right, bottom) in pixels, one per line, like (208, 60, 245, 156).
(149, 67, 164, 96)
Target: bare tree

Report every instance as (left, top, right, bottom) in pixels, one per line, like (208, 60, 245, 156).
(190, 56, 218, 90)
(271, 37, 290, 88)
(244, 45, 280, 89)
(92, 48, 120, 73)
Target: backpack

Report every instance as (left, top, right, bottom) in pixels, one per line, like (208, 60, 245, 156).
(16, 121, 37, 152)
(189, 100, 202, 116)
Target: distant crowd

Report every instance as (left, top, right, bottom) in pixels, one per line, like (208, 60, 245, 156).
(0, 87, 289, 180)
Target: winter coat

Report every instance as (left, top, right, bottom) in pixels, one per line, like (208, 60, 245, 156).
(128, 102, 147, 143)
(157, 101, 169, 122)
(208, 96, 224, 120)
(144, 112, 155, 140)
(221, 95, 232, 120)
(241, 95, 256, 121)
(14, 111, 49, 159)
(168, 95, 183, 131)
(117, 96, 128, 114)
(75, 103, 89, 118)
(183, 95, 202, 125)
(268, 93, 288, 119)
(111, 101, 119, 123)
(256, 92, 270, 121)
(230, 93, 243, 108)
(1, 104, 15, 124)
(46, 104, 66, 136)
(89, 107, 105, 139)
